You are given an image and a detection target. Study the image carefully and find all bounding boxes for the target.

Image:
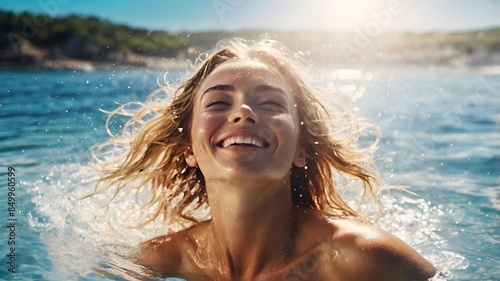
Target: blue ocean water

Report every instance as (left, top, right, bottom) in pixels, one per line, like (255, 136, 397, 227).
(0, 67, 498, 280)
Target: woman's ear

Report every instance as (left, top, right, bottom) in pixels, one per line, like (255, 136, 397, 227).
(293, 144, 307, 168)
(184, 145, 198, 167)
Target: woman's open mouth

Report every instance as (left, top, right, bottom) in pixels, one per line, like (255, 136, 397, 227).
(217, 135, 270, 148)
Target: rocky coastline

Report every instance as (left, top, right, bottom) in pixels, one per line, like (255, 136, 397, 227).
(2, 34, 500, 72)
(0, 40, 184, 71)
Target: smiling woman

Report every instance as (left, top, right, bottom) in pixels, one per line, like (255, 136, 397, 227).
(186, 60, 305, 182)
(89, 38, 436, 280)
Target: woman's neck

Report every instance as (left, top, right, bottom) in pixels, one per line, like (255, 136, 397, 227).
(205, 178, 298, 279)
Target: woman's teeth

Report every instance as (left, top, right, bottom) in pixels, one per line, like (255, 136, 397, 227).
(222, 136, 264, 148)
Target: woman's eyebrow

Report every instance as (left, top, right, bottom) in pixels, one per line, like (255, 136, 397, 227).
(201, 84, 286, 98)
(201, 84, 235, 97)
(254, 84, 286, 96)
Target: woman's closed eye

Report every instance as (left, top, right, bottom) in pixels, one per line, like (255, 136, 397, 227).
(259, 99, 286, 110)
(205, 99, 231, 109)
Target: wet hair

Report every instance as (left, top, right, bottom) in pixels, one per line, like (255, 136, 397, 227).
(90, 38, 381, 228)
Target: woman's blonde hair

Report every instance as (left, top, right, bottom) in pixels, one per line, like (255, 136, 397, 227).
(91, 38, 381, 228)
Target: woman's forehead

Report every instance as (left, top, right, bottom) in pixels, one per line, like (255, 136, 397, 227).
(201, 60, 289, 90)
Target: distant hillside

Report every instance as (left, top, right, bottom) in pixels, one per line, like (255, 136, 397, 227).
(1, 10, 500, 69)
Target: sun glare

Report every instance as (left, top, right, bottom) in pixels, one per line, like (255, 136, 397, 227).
(321, 0, 388, 31)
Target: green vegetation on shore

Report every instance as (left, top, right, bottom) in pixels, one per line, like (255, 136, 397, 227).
(1, 10, 272, 60)
(0, 10, 191, 58)
(1, 10, 500, 68)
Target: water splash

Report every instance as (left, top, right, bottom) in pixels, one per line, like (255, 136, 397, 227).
(28, 163, 176, 280)
(26, 163, 469, 280)
(376, 190, 469, 280)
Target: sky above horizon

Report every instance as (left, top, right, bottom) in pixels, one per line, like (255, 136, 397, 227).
(1, 0, 499, 33)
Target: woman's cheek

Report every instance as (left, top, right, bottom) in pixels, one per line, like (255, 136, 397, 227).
(195, 114, 223, 133)
(190, 114, 214, 150)
(269, 115, 296, 135)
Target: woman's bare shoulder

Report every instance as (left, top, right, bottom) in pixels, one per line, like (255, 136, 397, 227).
(133, 223, 208, 277)
(324, 217, 437, 281)
(133, 232, 185, 275)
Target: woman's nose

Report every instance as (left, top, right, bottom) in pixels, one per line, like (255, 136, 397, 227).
(230, 104, 258, 124)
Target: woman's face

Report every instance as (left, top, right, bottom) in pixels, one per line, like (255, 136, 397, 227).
(185, 60, 306, 183)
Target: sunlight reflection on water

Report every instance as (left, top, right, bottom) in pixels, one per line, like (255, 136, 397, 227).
(7, 67, 497, 280)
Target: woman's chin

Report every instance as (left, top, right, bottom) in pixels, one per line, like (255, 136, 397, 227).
(204, 164, 282, 182)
